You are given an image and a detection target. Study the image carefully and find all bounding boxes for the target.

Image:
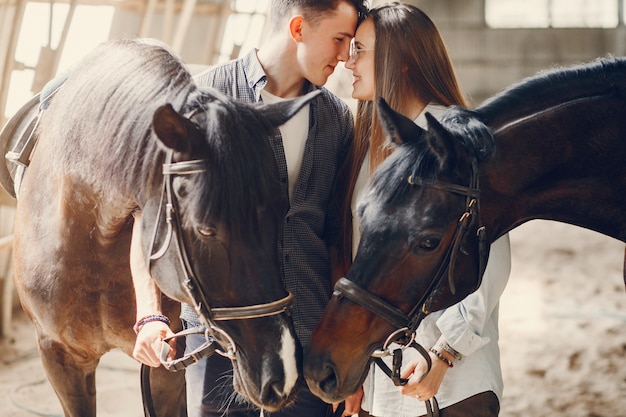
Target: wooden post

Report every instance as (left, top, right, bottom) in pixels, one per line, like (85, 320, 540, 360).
(0, 0, 27, 125)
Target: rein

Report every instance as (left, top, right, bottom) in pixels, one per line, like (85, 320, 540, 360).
(333, 161, 488, 415)
(147, 150, 294, 370)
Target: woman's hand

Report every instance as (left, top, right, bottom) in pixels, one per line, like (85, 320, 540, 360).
(332, 386, 363, 416)
(399, 351, 450, 401)
(133, 321, 176, 367)
(343, 386, 363, 416)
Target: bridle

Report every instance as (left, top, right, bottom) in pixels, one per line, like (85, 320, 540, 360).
(147, 149, 294, 371)
(334, 159, 489, 391)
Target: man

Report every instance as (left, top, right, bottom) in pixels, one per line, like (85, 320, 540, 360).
(132, 1, 369, 416)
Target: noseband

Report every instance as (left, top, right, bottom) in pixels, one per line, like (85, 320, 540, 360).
(334, 160, 489, 389)
(147, 149, 293, 371)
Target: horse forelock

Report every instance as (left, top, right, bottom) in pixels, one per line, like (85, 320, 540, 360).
(368, 138, 437, 208)
(440, 107, 495, 163)
(182, 88, 283, 238)
(368, 107, 493, 207)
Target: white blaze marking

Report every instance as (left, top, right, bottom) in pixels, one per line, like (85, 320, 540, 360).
(279, 325, 298, 394)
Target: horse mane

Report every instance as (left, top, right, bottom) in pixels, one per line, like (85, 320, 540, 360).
(476, 55, 626, 128)
(39, 38, 195, 193)
(364, 56, 626, 229)
(37, 38, 282, 237)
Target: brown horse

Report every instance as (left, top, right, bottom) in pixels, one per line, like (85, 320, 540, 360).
(304, 56, 626, 402)
(3, 39, 318, 416)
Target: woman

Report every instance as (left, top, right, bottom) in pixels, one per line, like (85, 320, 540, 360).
(336, 3, 512, 417)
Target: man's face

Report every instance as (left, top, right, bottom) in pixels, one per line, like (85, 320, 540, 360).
(297, 1, 359, 86)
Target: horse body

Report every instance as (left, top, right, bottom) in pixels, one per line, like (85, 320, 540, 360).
(9, 39, 315, 416)
(13, 41, 184, 417)
(466, 56, 626, 241)
(305, 56, 626, 402)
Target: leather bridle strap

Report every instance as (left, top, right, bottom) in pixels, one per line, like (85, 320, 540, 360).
(148, 150, 295, 364)
(332, 205, 464, 385)
(210, 292, 294, 320)
(408, 175, 480, 198)
(333, 189, 472, 333)
(331, 161, 484, 417)
(334, 277, 408, 329)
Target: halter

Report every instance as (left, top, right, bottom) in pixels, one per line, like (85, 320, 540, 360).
(147, 149, 294, 371)
(334, 159, 489, 390)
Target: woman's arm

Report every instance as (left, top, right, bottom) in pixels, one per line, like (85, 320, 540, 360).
(131, 211, 176, 367)
(400, 234, 512, 399)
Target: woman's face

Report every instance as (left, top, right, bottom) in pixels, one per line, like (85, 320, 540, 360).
(345, 18, 375, 101)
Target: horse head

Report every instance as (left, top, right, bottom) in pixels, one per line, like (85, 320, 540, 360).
(305, 98, 493, 402)
(143, 88, 320, 411)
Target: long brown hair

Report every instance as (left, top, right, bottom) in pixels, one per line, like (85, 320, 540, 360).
(333, 2, 468, 278)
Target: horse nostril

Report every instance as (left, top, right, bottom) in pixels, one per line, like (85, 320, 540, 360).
(318, 365, 338, 395)
(260, 377, 284, 410)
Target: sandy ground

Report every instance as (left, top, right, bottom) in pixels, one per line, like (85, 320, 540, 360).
(0, 219, 625, 417)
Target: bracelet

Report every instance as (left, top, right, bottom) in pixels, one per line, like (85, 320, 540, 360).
(133, 314, 171, 335)
(436, 341, 462, 361)
(429, 347, 454, 368)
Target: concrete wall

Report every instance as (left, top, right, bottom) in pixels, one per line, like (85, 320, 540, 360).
(108, 9, 228, 66)
(406, 0, 626, 104)
(102, 0, 625, 105)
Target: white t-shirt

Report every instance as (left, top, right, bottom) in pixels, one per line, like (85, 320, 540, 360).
(260, 88, 309, 201)
(353, 103, 512, 416)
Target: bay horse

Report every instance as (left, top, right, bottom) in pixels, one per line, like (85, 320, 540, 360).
(304, 56, 626, 402)
(4, 38, 318, 416)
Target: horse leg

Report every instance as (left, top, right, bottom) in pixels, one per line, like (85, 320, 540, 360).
(37, 332, 99, 417)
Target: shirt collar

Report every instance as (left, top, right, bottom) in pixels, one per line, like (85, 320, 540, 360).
(242, 48, 319, 102)
(414, 103, 448, 130)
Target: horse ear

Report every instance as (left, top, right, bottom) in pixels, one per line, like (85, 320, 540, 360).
(424, 112, 456, 165)
(376, 97, 426, 146)
(258, 90, 322, 127)
(152, 103, 193, 154)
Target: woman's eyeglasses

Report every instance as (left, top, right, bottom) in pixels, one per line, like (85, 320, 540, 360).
(349, 38, 374, 62)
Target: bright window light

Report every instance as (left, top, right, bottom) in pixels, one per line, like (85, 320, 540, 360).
(486, 0, 619, 28)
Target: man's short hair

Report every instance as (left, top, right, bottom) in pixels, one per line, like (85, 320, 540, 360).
(268, 0, 369, 29)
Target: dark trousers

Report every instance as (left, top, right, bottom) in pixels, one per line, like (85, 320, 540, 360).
(358, 391, 499, 417)
(184, 328, 331, 417)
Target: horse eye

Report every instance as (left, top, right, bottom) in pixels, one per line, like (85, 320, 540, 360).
(414, 237, 440, 253)
(198, 226, 217, 237)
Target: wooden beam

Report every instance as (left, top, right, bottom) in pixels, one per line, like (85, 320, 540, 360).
(171, 0, 197, 53)
(0, 0, 27, 124)
(0, 0, 219, 14)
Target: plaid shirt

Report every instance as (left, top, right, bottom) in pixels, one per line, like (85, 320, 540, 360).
(182, 49, 354, 348)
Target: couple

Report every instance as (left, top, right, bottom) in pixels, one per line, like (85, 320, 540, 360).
(132, 1, 511, 417)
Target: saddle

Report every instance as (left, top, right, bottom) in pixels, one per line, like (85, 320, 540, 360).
(0, 72, 68, 198)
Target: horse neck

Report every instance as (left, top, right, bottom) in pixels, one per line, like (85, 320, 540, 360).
(478, 58, 626, 129)
(479, 93, 626, 244)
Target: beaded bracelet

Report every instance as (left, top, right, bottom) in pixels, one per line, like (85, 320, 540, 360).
(429, 347, 454, 368)
(436, 341, 463, 361)
(133, 314, 171, 335)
